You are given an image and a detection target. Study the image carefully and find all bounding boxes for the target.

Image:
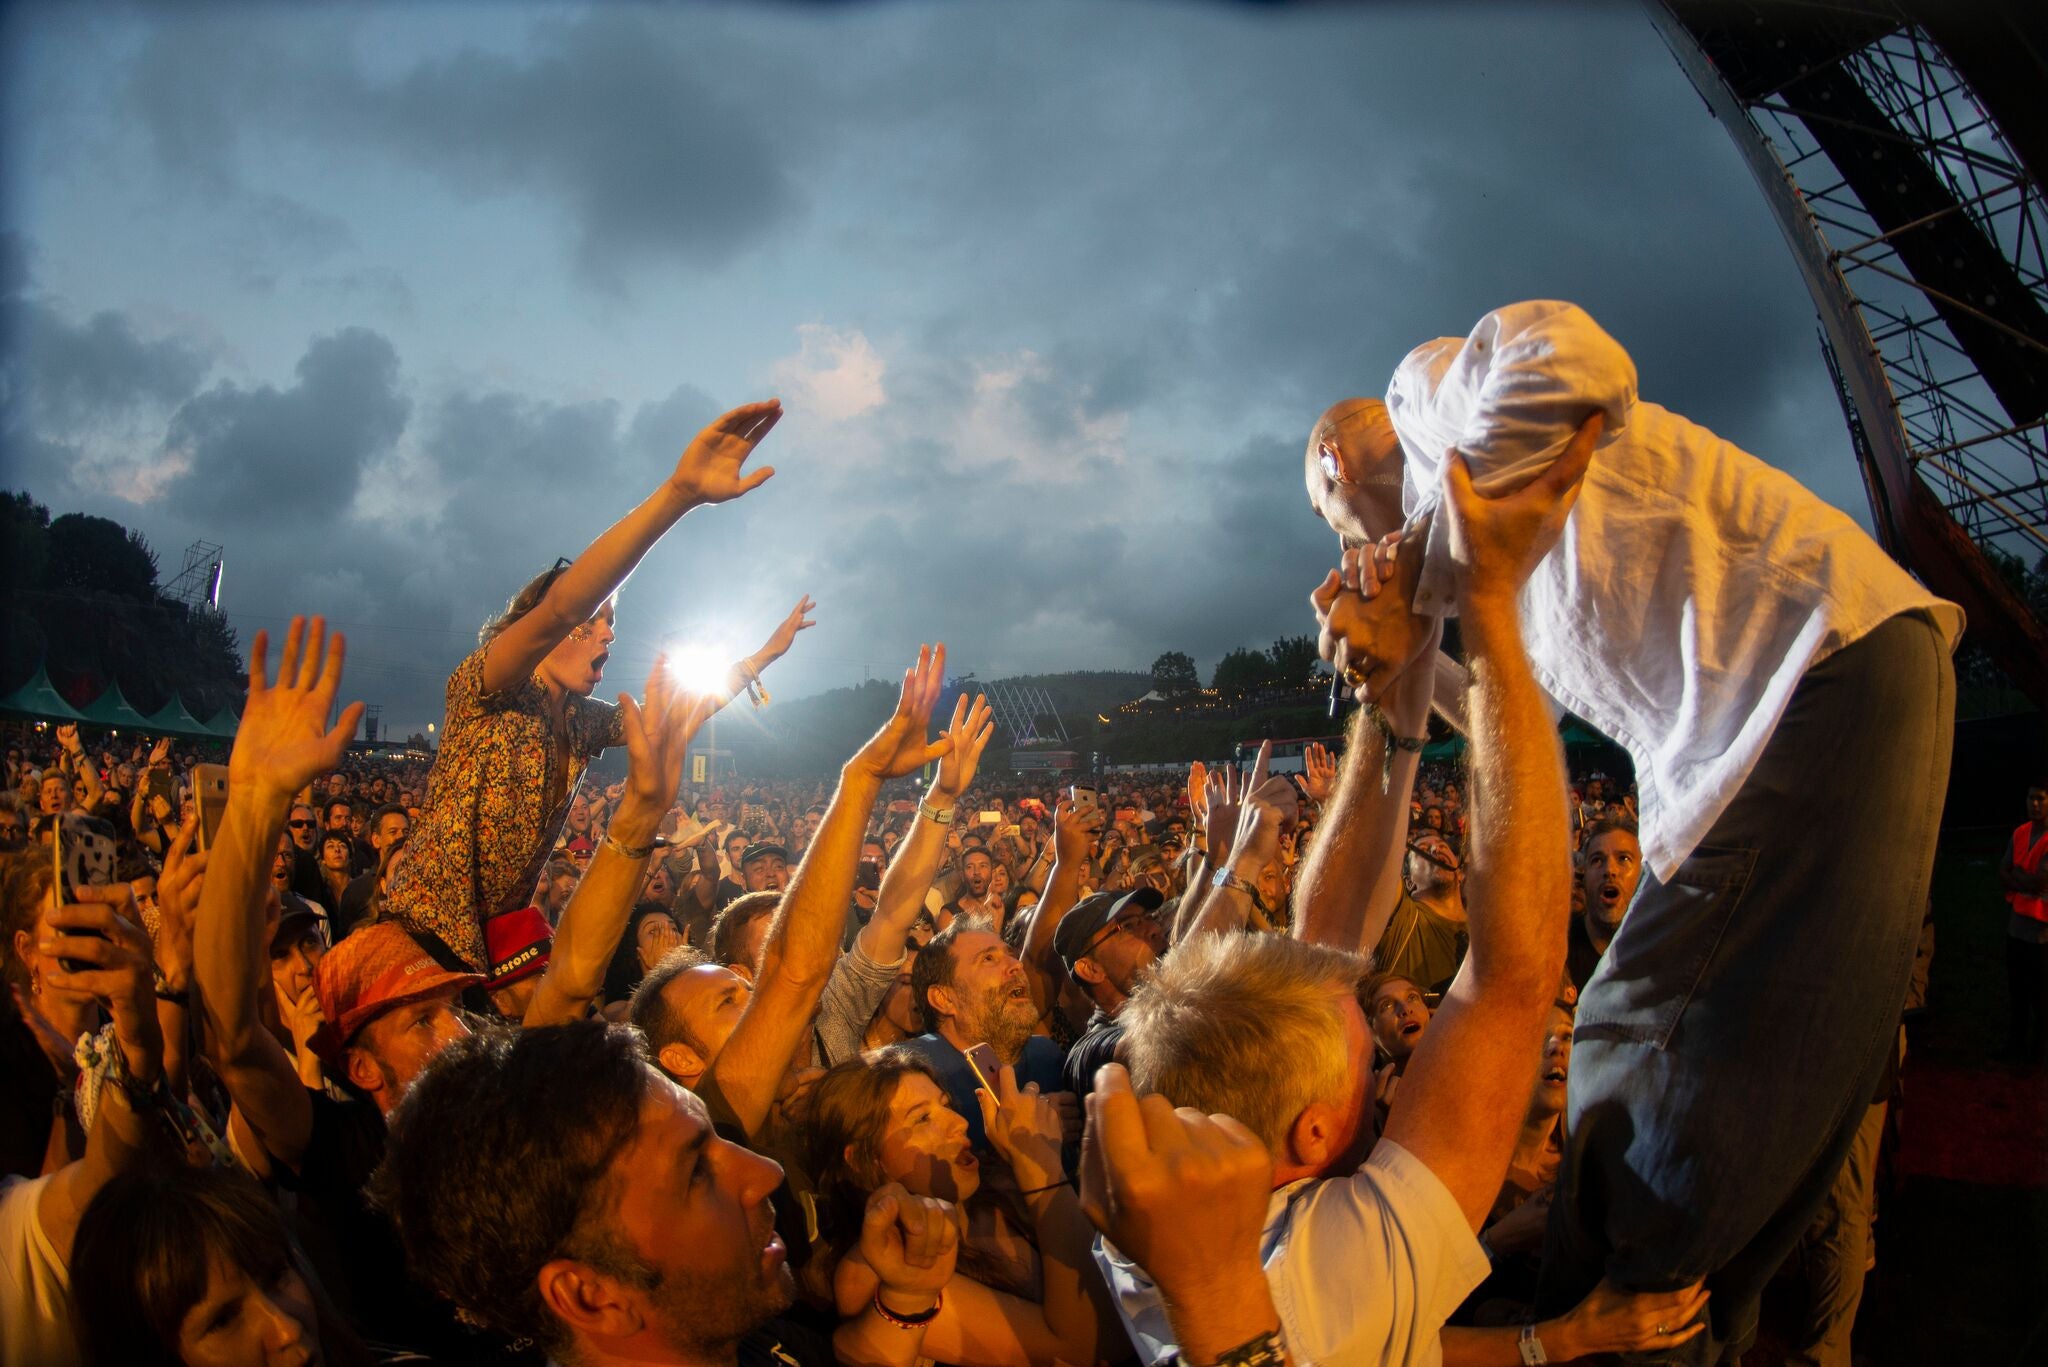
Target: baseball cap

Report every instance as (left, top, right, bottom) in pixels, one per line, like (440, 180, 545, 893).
(562, 836, 596, 856)
(484, 906, 553, 988)
(312, 921, 483, 1062)
(1054, 886, 1165, 975)
(741, 841, 788, 867)
(270, 892, 329, 958)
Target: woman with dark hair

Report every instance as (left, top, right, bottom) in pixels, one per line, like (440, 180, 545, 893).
(70, 1165, 376, 1367)
(379, 398, 815, 973)
(806, 1047, 1128, 1365)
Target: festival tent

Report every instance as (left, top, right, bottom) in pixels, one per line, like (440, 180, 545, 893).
(0, 666, 86, 723)
(201, 708, 240, 738)
(144, 695, 223, 739)
(73, 682, 155, 730)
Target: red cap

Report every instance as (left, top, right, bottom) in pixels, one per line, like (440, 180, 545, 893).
(313, 922, 482, 1061)
(485, 906, 553, 987)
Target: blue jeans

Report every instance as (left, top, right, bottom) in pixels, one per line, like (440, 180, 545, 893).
(1538, 612, 1954, 1363)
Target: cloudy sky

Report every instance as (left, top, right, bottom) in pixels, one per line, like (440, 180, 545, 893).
(1, 0, 1875, 736)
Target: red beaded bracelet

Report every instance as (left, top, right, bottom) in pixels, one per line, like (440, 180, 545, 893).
(871, 1287, 942, 1329)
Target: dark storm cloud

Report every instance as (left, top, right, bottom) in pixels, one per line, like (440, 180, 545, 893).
(162, 327, 409, 523)
(121, 9, 802, 286)
(2, 297, 211, 433)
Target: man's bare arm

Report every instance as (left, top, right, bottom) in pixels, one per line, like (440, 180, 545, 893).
(1381, 422, 1598, 1230)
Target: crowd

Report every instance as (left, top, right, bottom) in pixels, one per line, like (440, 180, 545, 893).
(0, 301, 1965, 1367)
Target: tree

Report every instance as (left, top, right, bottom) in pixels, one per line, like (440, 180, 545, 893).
(45, 513, 158, 601)
(0, 491, 51, 592)
(1267, 635, 1321, 687)
(1150, 651, 1199, 696)
(1212, 647, 1278, 696)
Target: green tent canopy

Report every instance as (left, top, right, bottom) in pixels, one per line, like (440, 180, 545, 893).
(0, 666, 86, 723)
(144, 695, 220, 739)
(201, 708, 239, 738)
(73, 683, 155, 730)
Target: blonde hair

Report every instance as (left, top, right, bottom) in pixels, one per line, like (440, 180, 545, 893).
(1122, 932, 1367, 1151)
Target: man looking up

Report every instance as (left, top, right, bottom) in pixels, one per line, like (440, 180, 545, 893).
(1309, 300, 1957, 1358)
(1370, 830, 1467, 999)
(1567, 814, 1642, 993)
(375, 1022, 836, 1367)
(1056, 887, 1168, 1096)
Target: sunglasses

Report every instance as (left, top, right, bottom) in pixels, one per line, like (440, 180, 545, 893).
(288, 819, 315, 829)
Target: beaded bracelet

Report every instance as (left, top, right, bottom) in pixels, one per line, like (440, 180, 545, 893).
(870, 1287, 942, 1329)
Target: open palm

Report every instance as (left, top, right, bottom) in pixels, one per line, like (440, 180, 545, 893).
(671, 399, 782, 505)
(852, 643, 952, 782)
(229, 617, 365, 807)
(934, 693, 994, 798)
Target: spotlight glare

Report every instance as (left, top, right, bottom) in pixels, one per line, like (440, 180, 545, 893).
(668, 644, 735, 696)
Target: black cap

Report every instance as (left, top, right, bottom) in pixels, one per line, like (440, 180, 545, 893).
(1054, 886, 1164, 975)
(270, 892, 329, 958)
(740, 841, 789, 867)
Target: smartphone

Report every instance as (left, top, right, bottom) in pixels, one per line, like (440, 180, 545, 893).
(144, 768, 176, 809)
(962, 1041, 1004, 1097)
(53, 816, 117, 973)
(194, 764, 230, 851)
(978, 810, 1001, 825)
(1069, 785, 1099, 817)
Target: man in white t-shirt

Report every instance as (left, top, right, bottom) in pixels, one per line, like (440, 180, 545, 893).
(1100, 431, 1585, 1365)
(1307, 300, 1959, 1360)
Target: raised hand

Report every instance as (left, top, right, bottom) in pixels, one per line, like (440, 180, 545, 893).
(152, 818, 207, 988)
(56, 723, 82, 756)
(1079, 1063, 1273, 1321)
(40, 891, 164, 1087)
(1187, 761, 1209, 830)
(859, 1183, 959, 1310)
(148, 736, 173, 768)
(933, 695, 995, 800)
(975, 1064, 1067, 1192)
(1052, 796, 1103, 867)
(755, 595, 817, 665)
(617, 655, 719, 833)
(849, 644, 952, 783)
(1302, 742, 1337, 803)
(1444, 411, 1602, 608)
(668, 399, 782, 506)
(230, 618, 366, 810)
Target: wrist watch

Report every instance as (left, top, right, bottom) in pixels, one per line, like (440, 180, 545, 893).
(919, 801, 956, 826)
(1518, 1323, 1549, 1365)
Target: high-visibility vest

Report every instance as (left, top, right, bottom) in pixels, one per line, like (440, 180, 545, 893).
(2009, 823, 2048, 923)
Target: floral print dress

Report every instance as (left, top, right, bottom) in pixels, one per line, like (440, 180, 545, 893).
(383, 646, 624, 971)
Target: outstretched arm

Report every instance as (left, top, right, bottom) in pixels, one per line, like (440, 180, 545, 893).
(713, 646, 951, 1136)
(1019, 796, 1103, 1008)
(482, 400, 784, 694)
(525, 658, 717, 1028)
(858, 693, 993, 965)
(197, 620, 364, 1172)
(1382, 420, 1598, 1230)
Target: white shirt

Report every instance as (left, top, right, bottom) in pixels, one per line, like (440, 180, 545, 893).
(1386, 301, 1962, 882)
(0, 1174, 81, 1367)
(1095, 1138, 1489, 1366)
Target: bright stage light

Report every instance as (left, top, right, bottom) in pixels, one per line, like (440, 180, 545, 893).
(667, 643, 736, 697)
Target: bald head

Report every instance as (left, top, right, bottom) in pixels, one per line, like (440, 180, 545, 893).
(1305, 397, 1405, 544)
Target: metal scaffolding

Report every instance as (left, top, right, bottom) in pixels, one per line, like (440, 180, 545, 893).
(986, 680, 1069, 747)
(1649, 0, 2048, 701)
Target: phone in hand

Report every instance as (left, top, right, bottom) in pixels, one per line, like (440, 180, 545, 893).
(143, 768, 176, 810)
(194, 764, 229, 851)
(962, 1041, 1003, 1098)
(52, 816, 116, 973)
(978, 810, 1001, 825)
(1069, 785, 1098, 818)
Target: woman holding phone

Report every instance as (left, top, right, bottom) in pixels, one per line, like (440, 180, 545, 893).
(382, 398, 816, 973)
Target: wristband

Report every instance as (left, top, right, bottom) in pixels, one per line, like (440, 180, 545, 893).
(1518, 1322, 1549, 1365)
(1192, 1328, 1286, 1367)
(1211, 866, 1255, 897)
(602, 832, 656, 860)
(918, 801, 956, 826)
(871, 1286, 942, 1329)
(154, 983, 190, 1009)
